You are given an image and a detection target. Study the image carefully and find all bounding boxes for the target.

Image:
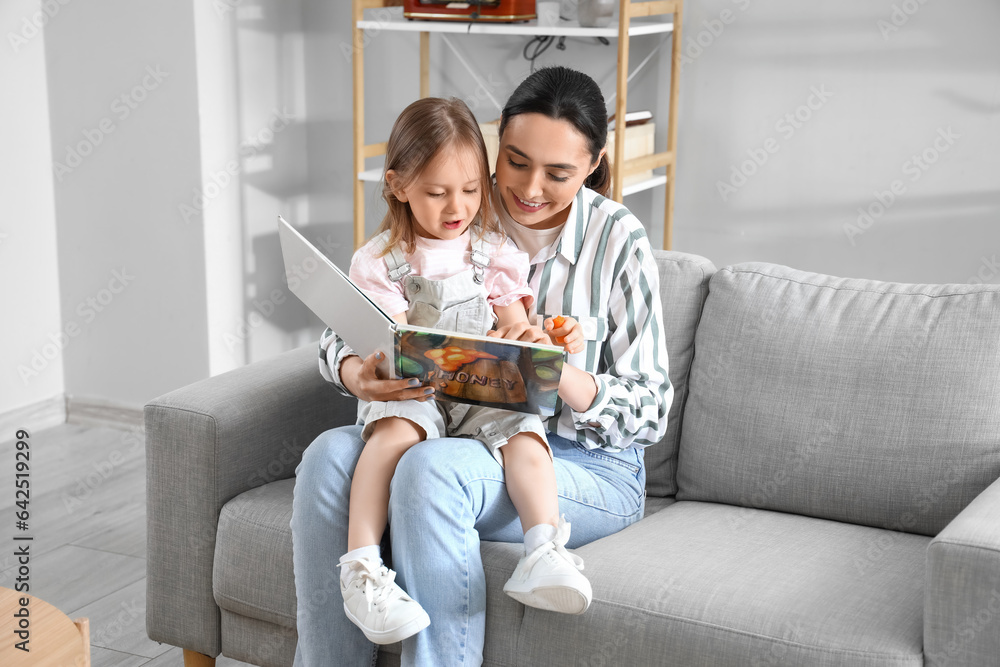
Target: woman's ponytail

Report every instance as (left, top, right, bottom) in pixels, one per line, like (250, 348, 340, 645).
(586, 153, 611, 197)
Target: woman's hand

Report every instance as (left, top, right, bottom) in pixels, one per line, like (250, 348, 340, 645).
(486, 321, 551, 344)
(340, 352, 435, 403)
(545, 316, 585, 355)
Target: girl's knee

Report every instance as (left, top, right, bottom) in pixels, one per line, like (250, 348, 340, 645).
(501, 432, 551, 464)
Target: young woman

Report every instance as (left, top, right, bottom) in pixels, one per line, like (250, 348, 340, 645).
(292, 66, 672, 666)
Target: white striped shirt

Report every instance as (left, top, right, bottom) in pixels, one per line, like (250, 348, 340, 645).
(319, 185, 672, 453)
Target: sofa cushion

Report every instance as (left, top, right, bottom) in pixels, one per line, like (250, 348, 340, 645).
(515, 501, 927, 666)
(677, 263, 1000, 535)
(644, 250, 715, 498)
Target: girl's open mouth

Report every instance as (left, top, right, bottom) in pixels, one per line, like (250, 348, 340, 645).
(443, 220, 463, 230)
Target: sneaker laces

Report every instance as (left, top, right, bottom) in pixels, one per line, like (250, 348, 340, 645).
(520, 517, 584, 577)
(343, 558, 398, 612)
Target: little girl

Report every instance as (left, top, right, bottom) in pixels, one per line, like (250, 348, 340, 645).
(338, 97, 591, 645)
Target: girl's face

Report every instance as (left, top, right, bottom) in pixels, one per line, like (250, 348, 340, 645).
(388, 144, 483, 242)
(495, 113, 604, 230)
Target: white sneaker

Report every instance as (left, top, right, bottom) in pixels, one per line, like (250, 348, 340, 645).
(340, 557, 430, 644)
(503, 519, 592, 614)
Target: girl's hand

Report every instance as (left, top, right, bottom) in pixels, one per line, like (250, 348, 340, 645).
(341, 352, 435, 403)
(545, 316, 585, 355)
(486, 321, 551, 344)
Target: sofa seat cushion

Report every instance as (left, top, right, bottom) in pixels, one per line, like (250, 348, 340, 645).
(515, 501, 927, 666)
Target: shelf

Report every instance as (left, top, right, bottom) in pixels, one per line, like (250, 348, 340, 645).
(358, 167, 383, 183)
(353, 0, 684, 249)
(358, 10, 673, 38)
(622, 174, 667, 197)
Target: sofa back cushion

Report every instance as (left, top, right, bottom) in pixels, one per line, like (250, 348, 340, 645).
(676, 263, 1000, 536)
(644, 250, 715, 498)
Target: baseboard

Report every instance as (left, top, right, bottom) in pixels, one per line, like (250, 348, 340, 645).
(0, 395, 67, 436)
(66, 395, 145, 432)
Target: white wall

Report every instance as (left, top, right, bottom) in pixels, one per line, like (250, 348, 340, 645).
(44, 0, 210, 408)
(193, 0, 247, 376)
(672, 0, 1000, 283)
(1, 0, 64, 414)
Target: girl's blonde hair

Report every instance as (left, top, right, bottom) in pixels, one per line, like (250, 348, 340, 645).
(375, 97, 499, 256)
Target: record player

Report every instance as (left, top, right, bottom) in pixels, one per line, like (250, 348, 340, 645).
(403, 0, 536, 22)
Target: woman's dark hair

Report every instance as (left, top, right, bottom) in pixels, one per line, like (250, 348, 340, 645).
(498, 66, 611, 196)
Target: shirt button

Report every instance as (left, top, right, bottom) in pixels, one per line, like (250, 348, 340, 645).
(411, 282, 421, 292)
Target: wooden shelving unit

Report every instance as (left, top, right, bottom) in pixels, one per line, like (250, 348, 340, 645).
(352, 0, 683, 249)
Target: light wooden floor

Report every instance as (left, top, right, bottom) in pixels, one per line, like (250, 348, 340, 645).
(0, 422, 256, 667)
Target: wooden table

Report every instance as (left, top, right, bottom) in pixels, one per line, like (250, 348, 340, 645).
(0, 587, 90, 666)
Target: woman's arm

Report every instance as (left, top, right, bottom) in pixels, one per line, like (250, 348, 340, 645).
(568, 236, 672, 449)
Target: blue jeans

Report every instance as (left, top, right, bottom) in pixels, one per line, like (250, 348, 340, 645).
(291, 425, 646, 667)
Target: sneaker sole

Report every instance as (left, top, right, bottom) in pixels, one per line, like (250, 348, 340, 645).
(504, 581, 592, 615)
(343, 604, 430, 645)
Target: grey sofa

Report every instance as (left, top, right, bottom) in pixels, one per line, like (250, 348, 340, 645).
(146, 250, 1000, 667)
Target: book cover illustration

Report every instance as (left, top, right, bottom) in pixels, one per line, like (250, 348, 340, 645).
(395, 329, 564, 417)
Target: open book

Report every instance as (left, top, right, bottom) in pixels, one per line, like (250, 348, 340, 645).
(277, 216, 564, 416)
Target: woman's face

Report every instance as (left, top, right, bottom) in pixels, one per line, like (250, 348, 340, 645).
(495, 113, 603, 230)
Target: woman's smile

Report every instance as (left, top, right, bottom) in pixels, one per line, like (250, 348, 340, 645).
(512, 192, 548, 212)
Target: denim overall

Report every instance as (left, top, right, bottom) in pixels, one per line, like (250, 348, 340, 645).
(356, 229, 548, 464)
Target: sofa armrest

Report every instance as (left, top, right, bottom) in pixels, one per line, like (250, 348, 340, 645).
(144, 344, 355, 657)
(925, 475, 1000, 667)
